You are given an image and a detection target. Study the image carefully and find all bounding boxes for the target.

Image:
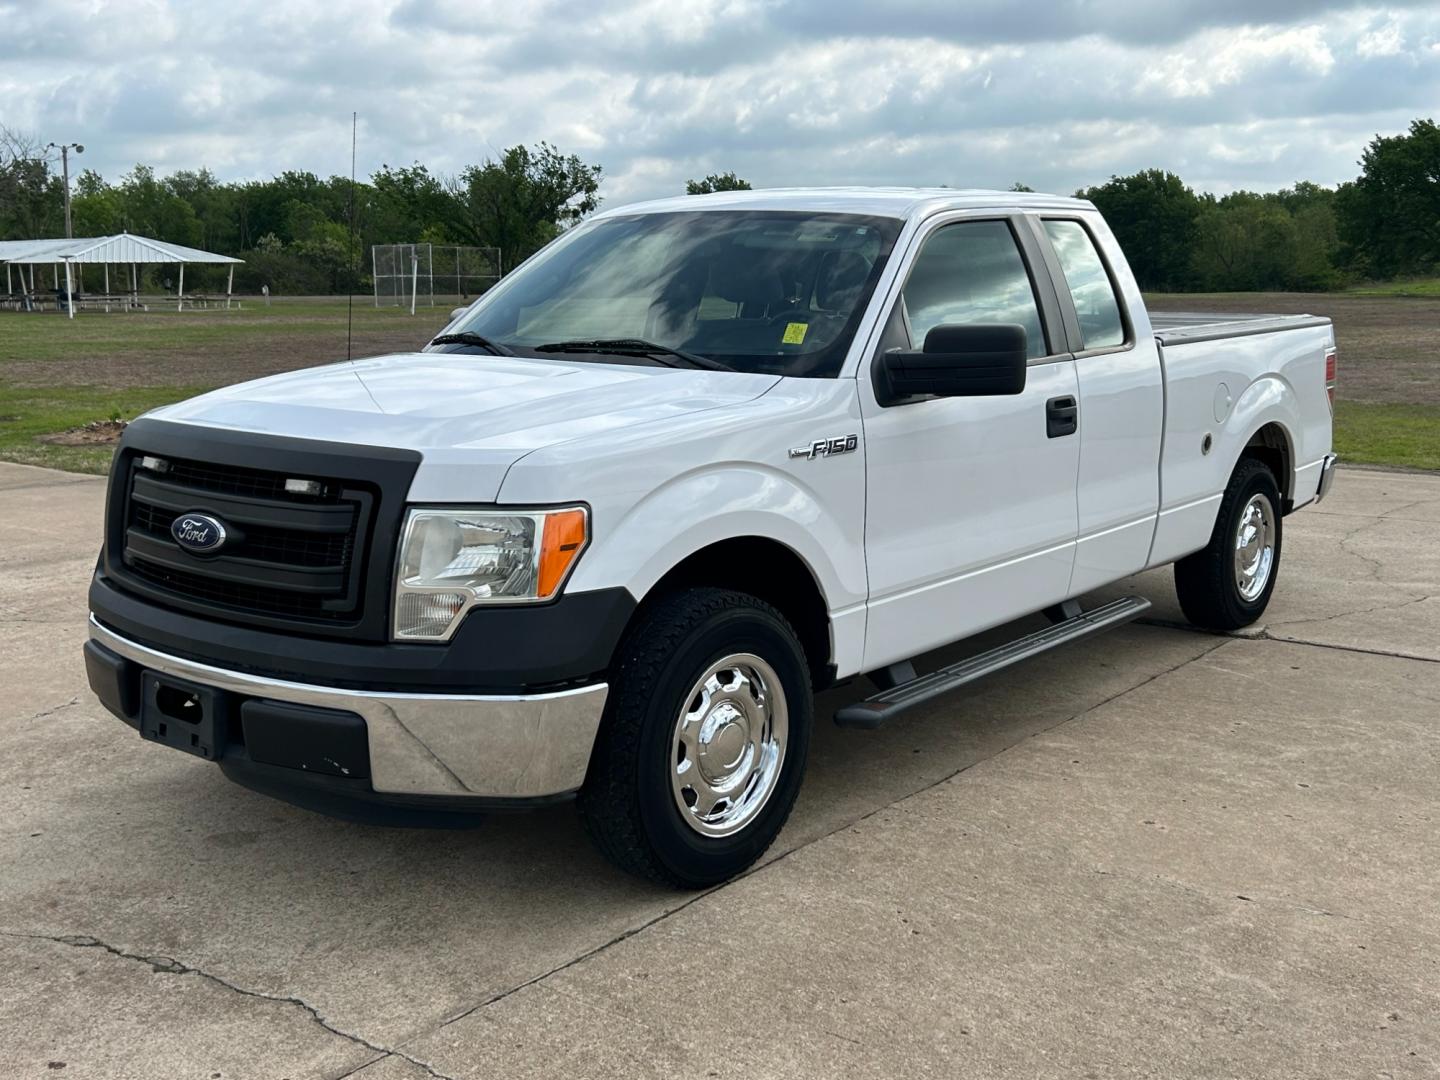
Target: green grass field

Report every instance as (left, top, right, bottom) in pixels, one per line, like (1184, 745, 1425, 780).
(0, 293, 1436, 474)
(0, 297, 451, 474)
(1333, 401, 1440, 471)
(0, 384, 206, 474)
(1344, 277, 1440, 298)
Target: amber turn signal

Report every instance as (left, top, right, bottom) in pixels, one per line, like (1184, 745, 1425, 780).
(538, 509, 588, 598)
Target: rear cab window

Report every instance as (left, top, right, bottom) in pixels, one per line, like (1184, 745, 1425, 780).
(1041, 220, 1127, 351)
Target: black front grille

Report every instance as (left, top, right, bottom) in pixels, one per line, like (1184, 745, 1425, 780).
(127, 556, 351, 620)
(117, 455, 375, 628)
(131, 500, 353, 569)
(162, 458, 339, 503)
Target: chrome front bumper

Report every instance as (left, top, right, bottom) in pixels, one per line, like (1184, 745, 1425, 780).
(89, 617, 608, 799)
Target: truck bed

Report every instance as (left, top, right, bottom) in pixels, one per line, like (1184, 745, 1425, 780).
(1150, 311, 1331, 346)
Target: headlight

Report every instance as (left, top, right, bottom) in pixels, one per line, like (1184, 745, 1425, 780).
(393, 506, 588, 641)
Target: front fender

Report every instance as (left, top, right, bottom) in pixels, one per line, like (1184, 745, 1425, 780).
(496, 377, 869, 673)
(568, 462, 863, 611)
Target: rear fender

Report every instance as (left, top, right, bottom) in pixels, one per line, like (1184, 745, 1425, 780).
(1226, 375, 1301, 500)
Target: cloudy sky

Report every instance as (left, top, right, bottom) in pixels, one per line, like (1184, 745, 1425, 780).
(2, 0, 1437, 207)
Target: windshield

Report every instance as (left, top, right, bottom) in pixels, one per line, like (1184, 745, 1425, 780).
(445, 210, 903, 378)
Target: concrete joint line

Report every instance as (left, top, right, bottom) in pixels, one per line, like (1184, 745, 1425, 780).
(1253, 630, 1440, 665)
(416, 638, 1234, 1041)
(431, 891, 718, 1032)
(0, 931, 459, 1080)
(1266, 593, 1432, 632)
(1139, 616, 1440, 665)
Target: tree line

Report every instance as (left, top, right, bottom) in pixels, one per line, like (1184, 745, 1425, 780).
(1049, 118, 1438, 292)
(0, 130, 605, 294)
(2, 119, 1435, 295)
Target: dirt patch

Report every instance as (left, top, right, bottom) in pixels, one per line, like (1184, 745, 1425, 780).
(39, 420, 128, 446)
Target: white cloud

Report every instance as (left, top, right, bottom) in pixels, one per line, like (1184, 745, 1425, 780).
(1357, 19, 1405, 56)
(3, 0, 1438, 207)
(1136, 24, 1335, 99)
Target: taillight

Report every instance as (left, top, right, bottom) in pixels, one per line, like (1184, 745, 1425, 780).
(1324, 348, 1337, 409)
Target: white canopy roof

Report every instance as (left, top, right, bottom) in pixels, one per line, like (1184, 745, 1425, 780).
(0, 233, 242, 265)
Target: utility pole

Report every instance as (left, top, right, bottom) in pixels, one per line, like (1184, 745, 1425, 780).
(46, 141, 84, 238)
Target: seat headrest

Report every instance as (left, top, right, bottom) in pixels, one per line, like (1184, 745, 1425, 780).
(709, 252, 784, 309)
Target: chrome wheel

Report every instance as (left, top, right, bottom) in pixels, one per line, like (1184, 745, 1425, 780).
(670, 653, 788, 838)
(1233, 492, 1276, 601)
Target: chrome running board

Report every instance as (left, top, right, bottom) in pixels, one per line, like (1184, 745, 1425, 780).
(833, 596, 1152, 729)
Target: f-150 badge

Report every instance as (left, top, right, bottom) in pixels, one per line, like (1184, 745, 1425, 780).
(789, 434, 859, 460)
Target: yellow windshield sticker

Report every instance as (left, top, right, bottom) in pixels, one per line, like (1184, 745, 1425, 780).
(782, 322, 808, 345)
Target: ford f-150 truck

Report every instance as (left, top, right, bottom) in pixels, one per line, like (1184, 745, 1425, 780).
(85, 188, 1338, 887)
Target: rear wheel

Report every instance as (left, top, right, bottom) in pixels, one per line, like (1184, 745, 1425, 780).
(1175, 457, 1283, 631)
(579, 587, 813, 888)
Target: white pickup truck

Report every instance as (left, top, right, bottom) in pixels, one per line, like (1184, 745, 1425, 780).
(85, 188, 1338, 886)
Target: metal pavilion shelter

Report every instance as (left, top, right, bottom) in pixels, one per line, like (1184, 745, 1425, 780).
(0, 233, 244, 318)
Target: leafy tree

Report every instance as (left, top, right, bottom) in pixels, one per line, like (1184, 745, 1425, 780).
(686, 172, 752, 195)
(71, 169, 126, 236)
(1191, 197, 1297, 291)
(112, 165, 203, 246)
(1077, 170, 1201, 291)
(165, 168, 237, 252)
(0, 125, 63, 238)
(1335, 118, 1440, 278)
(1289, 200, 1342, 291)
(293, 220, 358, 293)
(1009, 182, 1035, 192)
(452, 143, 602, 270)
(371, 163, 453, 244)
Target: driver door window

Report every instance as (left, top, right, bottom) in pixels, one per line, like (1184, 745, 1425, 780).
(901, 220, 1048, 359)
(859, 216, 1081, 669)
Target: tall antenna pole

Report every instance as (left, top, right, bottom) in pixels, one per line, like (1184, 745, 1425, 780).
(346, 112, 357, 362)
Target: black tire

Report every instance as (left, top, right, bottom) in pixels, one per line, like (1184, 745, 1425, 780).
(578, 587, 813, 888)
(1175, 456, 1283, 631)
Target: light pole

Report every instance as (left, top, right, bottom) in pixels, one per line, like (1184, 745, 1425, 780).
(45, 141, 84, 238)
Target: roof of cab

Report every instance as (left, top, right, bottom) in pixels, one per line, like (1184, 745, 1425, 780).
(597, 186, 1094, 221)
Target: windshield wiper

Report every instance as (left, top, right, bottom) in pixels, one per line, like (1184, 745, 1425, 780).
(428, 331, 514, 356)
(533, 338, 733, 371)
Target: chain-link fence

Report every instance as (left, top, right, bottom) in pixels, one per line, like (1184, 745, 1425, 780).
(371, 244, 501, 310)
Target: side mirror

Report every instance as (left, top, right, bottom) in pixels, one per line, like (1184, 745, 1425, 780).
(450, 306, 470, 321)
(877, 323, 1028, 405)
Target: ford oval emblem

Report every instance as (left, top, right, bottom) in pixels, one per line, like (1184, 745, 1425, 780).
(171, 512, 228, 554)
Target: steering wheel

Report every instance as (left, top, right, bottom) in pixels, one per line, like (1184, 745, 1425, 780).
(765, 308, 813, 326)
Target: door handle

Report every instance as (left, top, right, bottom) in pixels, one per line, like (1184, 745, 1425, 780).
(1046, 396, 1078, 438)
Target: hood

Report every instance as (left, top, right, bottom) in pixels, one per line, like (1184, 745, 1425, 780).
(146, 353, 781, 501)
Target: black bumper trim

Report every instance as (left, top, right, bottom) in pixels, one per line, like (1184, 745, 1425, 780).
(89, 573, 636, 694)
(217, 754, 574, 826)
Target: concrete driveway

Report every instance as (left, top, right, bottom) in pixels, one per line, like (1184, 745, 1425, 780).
(2, 461, 1436, 1080)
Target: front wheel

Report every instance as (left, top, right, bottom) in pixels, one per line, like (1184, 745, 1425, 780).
(1175, 456, 1283, 631)
(579, 587, 813, 888)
